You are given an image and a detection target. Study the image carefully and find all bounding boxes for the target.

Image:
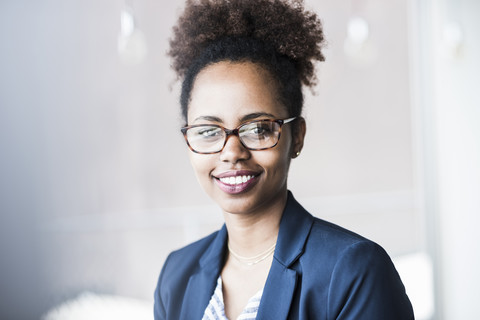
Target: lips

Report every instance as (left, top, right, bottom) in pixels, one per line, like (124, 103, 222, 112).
(213, 170, 261, 194)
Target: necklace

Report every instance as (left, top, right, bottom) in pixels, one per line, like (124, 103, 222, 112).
(227, 241, 277, 266)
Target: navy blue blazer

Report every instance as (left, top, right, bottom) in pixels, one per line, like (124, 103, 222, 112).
(154, 192, 414, 319)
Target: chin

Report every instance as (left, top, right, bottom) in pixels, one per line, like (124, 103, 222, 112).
(209, 192, 258, 215)
(217, 197, 254, 215)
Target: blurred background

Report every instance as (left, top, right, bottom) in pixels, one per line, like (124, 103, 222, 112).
(0, 0, 478, 319)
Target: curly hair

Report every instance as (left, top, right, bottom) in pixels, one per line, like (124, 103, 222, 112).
(169, 0, 326, 121)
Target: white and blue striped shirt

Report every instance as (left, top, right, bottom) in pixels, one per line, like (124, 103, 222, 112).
(202, 277, 263, 320)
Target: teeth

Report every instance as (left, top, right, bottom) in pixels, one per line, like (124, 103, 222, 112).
(219, 175, 254, 185)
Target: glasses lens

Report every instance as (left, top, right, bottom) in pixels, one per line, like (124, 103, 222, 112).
(186, 125, 225, 153)
(239, 120, 281, 149)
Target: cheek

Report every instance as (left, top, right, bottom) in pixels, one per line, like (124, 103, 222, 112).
(188, 154, 214, 179)
(275, 140, 294, 174)
(258, 148, 292, 174)
(274, 132, 293, 165)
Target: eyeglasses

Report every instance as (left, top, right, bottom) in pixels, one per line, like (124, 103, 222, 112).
(181, 117, 297, 154)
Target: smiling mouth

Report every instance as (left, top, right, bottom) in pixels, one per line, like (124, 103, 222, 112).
(213, 172, 261, 194)
(218, 175, 255, 186)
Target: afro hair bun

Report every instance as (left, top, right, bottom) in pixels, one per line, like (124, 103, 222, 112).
(168, 0, 326, 88)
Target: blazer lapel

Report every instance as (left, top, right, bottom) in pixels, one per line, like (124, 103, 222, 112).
(257, 259, 298, 319)
(180, 226, 228, 319)
(257, 191, 315, 320)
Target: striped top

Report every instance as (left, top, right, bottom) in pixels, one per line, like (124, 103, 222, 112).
(202, 277, 263, 320)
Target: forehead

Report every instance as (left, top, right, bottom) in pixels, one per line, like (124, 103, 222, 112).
(187, 61, 287, 123)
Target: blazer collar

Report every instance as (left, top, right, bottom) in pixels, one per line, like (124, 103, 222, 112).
(199, 224, 228, 268)
(180, 225, 227, 319)
(257, 191, 315, 319)
(274, 191, 315, 267)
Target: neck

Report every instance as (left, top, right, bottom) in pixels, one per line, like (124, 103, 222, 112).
(223, 190, 288, 257)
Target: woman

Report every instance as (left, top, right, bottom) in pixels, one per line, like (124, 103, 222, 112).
(155, 0, 414, 319)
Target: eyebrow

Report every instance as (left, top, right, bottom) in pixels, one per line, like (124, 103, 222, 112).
(240, 112, 276, 122)
(193, 112, 277, 124)
(193, 115, 223, 123)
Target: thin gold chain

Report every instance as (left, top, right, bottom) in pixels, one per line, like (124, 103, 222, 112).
(227, 241, 276, 266)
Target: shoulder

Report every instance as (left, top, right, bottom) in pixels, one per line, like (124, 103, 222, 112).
(310, 216, 370, 247)
(280, 192, 387, 268)
(298, 216, 413, 318)
(298, 216, 389, 274)
(301, 214, 399, 281)
(306, 218, 396, 284)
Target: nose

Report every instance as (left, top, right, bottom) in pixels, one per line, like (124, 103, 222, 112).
(219, 134, 251, 163)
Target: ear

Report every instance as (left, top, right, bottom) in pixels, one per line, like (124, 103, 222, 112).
(291, 117, 306, 158)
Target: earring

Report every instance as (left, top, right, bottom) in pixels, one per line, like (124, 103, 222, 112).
(293, 151, 301, 158)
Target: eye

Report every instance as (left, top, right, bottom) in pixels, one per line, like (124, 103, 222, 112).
(197, 126, 222, 137)
(252, 125, 267, 135)
(242, 121, 275, 137)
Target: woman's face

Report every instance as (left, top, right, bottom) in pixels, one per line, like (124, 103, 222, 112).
(186, 61, 305, 216)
